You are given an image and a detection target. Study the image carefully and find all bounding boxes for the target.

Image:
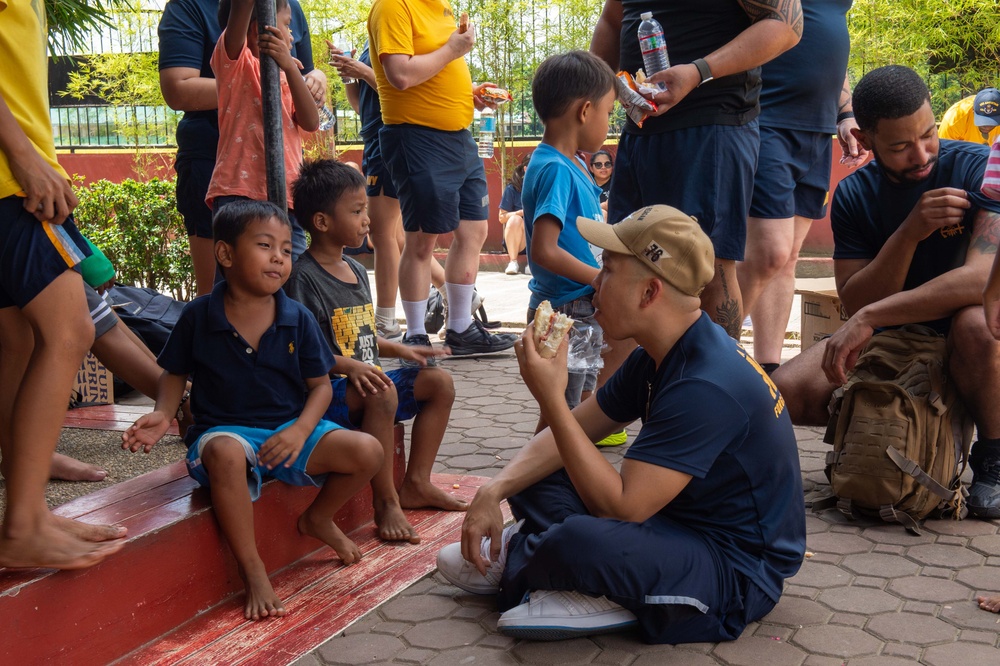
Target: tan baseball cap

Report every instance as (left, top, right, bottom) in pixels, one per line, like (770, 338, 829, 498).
(578, 205, 715, 296)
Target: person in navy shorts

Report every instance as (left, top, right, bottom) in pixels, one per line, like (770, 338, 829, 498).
(123, 200, 381, 621)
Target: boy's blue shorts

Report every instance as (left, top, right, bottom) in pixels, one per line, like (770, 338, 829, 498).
(362, 136, 398, 199)
(379, 124, 489, 233)
(609, 121, 759, 261)
(749, 126, 832, 221)
(325, 367, 423, 429)
(0, 196, 92, 309)
(186, 418, 344, 501)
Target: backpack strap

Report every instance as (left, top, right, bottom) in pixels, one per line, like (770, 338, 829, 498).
(836, 497, 860, 521)
(885, 445, 958, 502)
(879, 505, 923, 535)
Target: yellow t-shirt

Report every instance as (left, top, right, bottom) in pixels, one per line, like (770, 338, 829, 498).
(0, 0, 69, 200)
(368, 0, 473, 131)
(938, 95, 1000, 146)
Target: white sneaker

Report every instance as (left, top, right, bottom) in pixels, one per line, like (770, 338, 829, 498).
(436, 520, 523, 594)
(377, 319, 404, 342)
(505, 260, 519, 275)
(497, 589, 638, 640)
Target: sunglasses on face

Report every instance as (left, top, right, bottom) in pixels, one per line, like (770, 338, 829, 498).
(591, 161, 613, 168)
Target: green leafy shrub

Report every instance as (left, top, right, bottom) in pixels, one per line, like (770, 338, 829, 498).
(74, 178, 194, 301)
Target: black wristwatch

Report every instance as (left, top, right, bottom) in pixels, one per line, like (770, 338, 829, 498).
(692, 58, 713, 87)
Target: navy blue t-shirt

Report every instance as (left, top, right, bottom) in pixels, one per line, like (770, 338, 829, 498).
(597, 313, 805, 602)
(759, 0, 852, 133)
(356, 43, 383, 141)
(158, 281, 335, 446)
(158, 0, 314, 162)
(618, 0, 759, 134)
(499, 184, 522, 213)
(832, 141, 1000, 324)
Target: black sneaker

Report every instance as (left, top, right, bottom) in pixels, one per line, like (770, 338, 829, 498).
(968, 444, 1000, 519)
(444, 321, 517, 357)
(400, 333, 437, 367)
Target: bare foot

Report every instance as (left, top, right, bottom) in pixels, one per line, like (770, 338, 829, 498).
(50, 452, 107, 482)
(978, 595, 1000, 613)
(399, 479, 468, 512)
(0, 518, 125, 570)
(297, 512, 363, 564)
(54, 515, 127, 542)
(238, 565, 286, 621)
(374, 499, 420, 543)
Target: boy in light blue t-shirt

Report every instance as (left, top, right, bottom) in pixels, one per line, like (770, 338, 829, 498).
(522, 51, 617, 411)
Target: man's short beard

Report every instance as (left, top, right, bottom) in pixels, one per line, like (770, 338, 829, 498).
(872, 147, 939, 185)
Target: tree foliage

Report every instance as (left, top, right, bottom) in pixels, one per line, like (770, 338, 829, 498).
(46, 0, 134, 57)
(847, 0, 1000, 114)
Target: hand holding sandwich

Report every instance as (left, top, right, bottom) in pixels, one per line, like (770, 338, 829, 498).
(515, 302, 574, 412)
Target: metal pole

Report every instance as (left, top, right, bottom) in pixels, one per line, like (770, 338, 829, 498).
(255, 0, 286, 210)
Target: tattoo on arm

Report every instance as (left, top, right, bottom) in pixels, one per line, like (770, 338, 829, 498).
(737, 0, 804, 37)
(970, 210, 1000, 255)
(713, 264, 742, 339)
(837, 75, 853, 113)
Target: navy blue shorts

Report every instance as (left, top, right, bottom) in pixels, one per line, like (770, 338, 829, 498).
(362, 136, 398, 199)
(325, 366, 423, 429)
(500, 470, 777, 644)
(85, 283, 118, 338)
(0, 196, 91, 309)
(609, 122, 759, 261)
(749, 126, 832, 220)
(175, 157, 215, 239)
(379, 124, 489, 234)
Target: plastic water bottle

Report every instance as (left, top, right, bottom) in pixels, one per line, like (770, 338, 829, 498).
(317, 105, 336, 132)
(478, 108, 495, 159)
(638, 12, 670, 77)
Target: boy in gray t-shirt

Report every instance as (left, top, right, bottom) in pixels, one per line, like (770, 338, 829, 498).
(286, 159, 465, 544)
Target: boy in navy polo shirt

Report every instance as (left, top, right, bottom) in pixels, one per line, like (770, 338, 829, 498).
(521, 51, 616, 414)
(286, 160, 465, 545)
(123, 200, 382, 621)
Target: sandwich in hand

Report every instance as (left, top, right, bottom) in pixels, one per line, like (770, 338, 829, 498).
(532, 300, 574, 359)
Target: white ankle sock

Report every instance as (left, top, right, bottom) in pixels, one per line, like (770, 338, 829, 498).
(445, 282, 474, 333)
(375, 306, 396, 326)
(402, 299, 428, 336)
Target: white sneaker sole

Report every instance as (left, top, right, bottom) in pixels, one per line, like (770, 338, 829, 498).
(496, 617, 637, 641)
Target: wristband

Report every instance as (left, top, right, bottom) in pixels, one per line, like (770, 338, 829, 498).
(836, 111, 855, 124)
(692, 58, 713, 87)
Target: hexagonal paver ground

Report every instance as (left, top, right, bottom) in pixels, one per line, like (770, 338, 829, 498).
(303, 350, 1000, 666)
(866, 612, 958, 645)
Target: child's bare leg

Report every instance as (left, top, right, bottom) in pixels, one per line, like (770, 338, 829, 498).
(0, 309, 106, 483)
(0, 273, 126, 569)
(397, 368, 465, 511)
(978, 595, 1000, 613)
(298, 429, 383, 562)
(350, 384, 418, 542)
(201, 437, 284, 621)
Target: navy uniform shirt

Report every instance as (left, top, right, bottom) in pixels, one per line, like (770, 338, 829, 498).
(597, 313, 805, 602)
(832, 140, 1000, 329)
(356, 43, 383, 141)
(158, 281, 335, 446)
(759, 0, 852, 133)
(158, 0, 315, 162)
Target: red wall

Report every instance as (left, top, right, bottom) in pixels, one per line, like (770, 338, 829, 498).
(58, 139, 859, 255)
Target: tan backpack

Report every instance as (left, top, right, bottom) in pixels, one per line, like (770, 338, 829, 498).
(819, 326, 975, 534)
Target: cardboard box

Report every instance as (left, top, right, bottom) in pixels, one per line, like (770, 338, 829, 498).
(71, 351, 114, 406)
(797, 288, 849, 352)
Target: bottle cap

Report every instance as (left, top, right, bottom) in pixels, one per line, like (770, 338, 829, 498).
(640, 11, 652, 19)
(78, 236, 115, 288)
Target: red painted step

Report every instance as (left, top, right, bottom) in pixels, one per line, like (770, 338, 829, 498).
(2, 422, 486, 666)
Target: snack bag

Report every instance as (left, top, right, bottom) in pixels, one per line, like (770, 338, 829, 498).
(615, 71, 658, 128)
